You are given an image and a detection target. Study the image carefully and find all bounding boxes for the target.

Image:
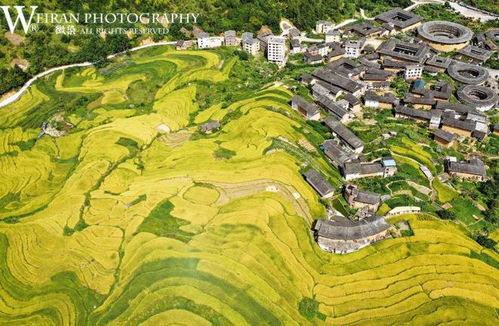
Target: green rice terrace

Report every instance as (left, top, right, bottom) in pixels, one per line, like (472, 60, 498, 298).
(0, 46, 498, 325)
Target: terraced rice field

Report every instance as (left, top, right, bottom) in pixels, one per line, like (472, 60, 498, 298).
(0, 46, 498, 325)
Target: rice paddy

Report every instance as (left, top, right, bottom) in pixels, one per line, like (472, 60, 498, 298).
(0, 46, 497, 325)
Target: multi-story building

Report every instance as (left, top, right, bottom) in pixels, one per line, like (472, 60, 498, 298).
(241, 32, 260, 55)
(316, 20, 334, 34)
(197, 32, 223, 49)
(344, 39, 364, 58)
(267, 36, 287, 67)
(404, 64, 423, 80)
(224, 30, 239, 46)
(325, 30, 341, 43)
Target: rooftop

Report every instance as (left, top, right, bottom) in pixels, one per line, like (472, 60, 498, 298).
(375, 8, 423, 29)
(292, 95, 321, 115)
(314, 215, 391, 241)
(425, 55, 453, 69)
(434, 129, 455, 143)
(304, 169, 334, 197)
(322, 140, 354, 166)
(377, 39, 430, 63)
(364, 91, 398, 104)
(316, 95, 348, 119)
(325, 118, 364, 150)
(312, 69, 363, 94)
(458, 45, 493, 62)
(347, 22, 382, 36)
(417, 21, 473, 45)
(447, 157, 487, 179)
(447, 61, 489, 85)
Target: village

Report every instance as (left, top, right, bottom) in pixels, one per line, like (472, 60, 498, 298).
(175, 6, 498, 254)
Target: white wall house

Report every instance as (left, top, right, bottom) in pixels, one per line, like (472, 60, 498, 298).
(197, 32, 223, 49)
(267, 36, 287, 67)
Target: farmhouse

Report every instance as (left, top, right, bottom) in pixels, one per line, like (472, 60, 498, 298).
(457, 45, 493, 63)
(433, 129, 455, 148)
(303, 169, 335, 198)
(377, 39, 430, 64)
(375, 8, 423, 32)
(224, 30, 240, 46)
(435, 101, 475, 116)
(446, 157, 487, 182)
(322, 140, 356, 168)
(313, 215, 392, 254)
(325, 118, 364, 153)
(364, 91, 398, 109)
(305, 52, 323, 65)
(440, 116, 475, 137)
(342, 157, 397, 181)
(394, 105, 441, 126)
(346, 22, 382, 37)
(326, 30, 341, 43)
(291, 95, 321, 120)
(197, 32, 223, 49)
(326, 42, 345, 62)
(385, 206, 421, 217)
(311, 69, 364, 96)
(327, 58, 365, 79)
(200, 120, 221, 133)
(344, 184, 381, 212)
(316, 20, 334, 34)
(242, 32, 260, 55)
(425, 55, 452, 72)
(316, 95, 352, 123)
(362, 68, 394, 82)
(403, 93, 435, 109)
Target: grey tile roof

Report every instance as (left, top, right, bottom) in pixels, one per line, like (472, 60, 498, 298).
(394, 105, 441, 121)
(435, 101, 475, 114)
(375, 8, 423, 29)
(314, 215, 391, 241)
(458, 45, 493, 62)
(316, 95, 348, 119)
(347, 21, 382, 36)
(404, 93, 435, 106)
(364, 91, 398, 104)
(434, 129, 455, 143)
(326, 57, 365, 76)
(304, 169, 334, 197)
(447, 157, 486, 179)
(200, 120, 221, 132)
(325, 118, 364, 150)
(441, 117, 476, 131)
(425, 55, 452, 69)
(377, 39, 430, 63)
(322, 140, 354, 166)
(312, 69, 363, 93)
(292, 95, 320, 115)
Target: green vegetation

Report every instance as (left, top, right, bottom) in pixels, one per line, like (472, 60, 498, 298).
(298, 297, 326, 321)
(433, 178, 459, 203)
(137, 200, 193, 242)
(214, 147, 236, 159)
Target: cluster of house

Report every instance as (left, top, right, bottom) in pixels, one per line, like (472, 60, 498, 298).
(176, 28, 289, 66)
(293, 8, 497, 254)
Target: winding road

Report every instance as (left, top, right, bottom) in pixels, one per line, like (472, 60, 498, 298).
(0, 41, 176, 109)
